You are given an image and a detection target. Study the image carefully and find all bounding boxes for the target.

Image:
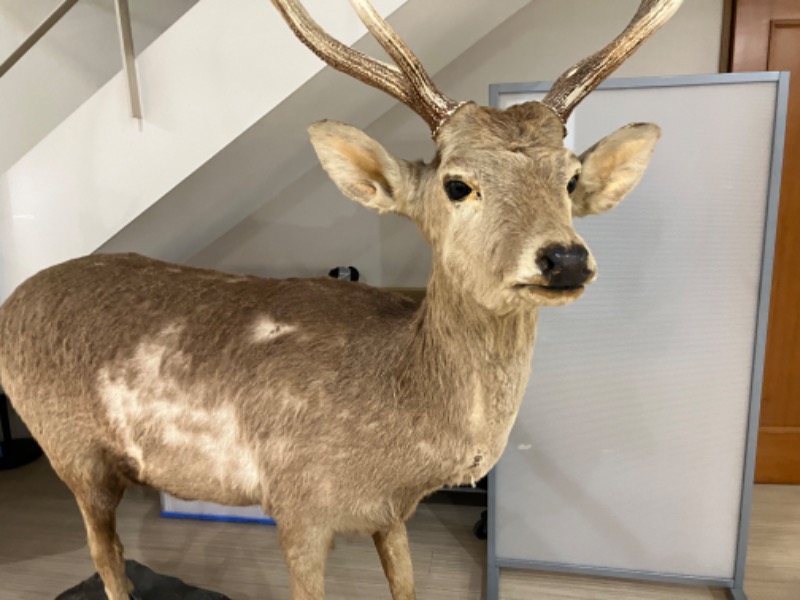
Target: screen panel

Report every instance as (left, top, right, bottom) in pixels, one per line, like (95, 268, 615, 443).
(493, 79, 778, 579)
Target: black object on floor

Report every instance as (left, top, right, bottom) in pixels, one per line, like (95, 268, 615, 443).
(55, 561, 231, 600)
(473, 510, 488, 540)
(0, 390, 43, 470)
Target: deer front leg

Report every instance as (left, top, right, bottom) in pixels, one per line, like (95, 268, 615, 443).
(71, 483, 133, 600)
(279, 522, 334, 600)
(373, 521, 416, 600)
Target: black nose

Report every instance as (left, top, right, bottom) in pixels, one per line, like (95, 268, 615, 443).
(536, 244, 593, 288)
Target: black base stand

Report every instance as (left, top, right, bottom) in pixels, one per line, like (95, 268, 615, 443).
(56, 560, 231, 600)
(0, 391, 43, 470)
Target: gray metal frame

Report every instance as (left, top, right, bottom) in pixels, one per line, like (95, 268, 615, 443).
(486, 72, 790, 600)
(114, 0, 143, 119)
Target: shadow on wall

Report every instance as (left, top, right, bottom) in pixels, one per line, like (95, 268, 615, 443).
(188, 145, 432, 288)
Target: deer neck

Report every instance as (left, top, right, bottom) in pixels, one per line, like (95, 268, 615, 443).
(404, 264, 538, 449)
(389, 264, 539, 485)
(418, 268, 538, 367)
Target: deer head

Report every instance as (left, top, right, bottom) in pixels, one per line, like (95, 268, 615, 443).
(273, 0, 682, 312)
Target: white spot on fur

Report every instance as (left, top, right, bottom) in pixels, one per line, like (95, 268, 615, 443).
(251, 316, 296, 343)
(266, 437, 291, 464)
(102, 379, 145, 469)
(280, 394, 307, 418)
(518, 443, 533, 451)
(97, 324, 261, 496)
(319, 478, 334, 501)
(417, 441, 435, 456)
(469, 375, 486, 433)
(469, 396, 485, 430)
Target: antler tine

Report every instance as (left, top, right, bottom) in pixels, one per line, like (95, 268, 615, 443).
(348, 0, 464, 133)
(271, 1, 413, 109)
(542, 0, 684, 123)
(273, 0, 463, 135)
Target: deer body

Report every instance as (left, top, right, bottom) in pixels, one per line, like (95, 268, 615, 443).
(0, 1, 683, 598)
(1, 252, 533, 527)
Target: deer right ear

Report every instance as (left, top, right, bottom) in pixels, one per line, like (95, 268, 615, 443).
(571, 123, 660, 218)
(309, 121, 406, 215)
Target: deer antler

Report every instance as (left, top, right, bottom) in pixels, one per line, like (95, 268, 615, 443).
(272, 0, 463, 134)
(542, 0, 684, 123)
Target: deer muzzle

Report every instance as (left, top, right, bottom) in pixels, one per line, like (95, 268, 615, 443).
(535, 243, 595, 289)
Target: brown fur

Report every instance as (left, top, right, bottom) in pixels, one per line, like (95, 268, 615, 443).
(0, 102, 659, 600)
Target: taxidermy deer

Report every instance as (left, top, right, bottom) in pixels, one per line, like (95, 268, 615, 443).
(0, 0, 682, 598)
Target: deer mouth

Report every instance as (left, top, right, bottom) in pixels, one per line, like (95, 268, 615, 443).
(514, 283, 585, 301)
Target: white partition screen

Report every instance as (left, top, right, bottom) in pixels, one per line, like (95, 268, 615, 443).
(488, 73, 788, 600)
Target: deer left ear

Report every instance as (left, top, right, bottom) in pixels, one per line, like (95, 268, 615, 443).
(571, 123, 661, 218)
(309, 120, 409, 215)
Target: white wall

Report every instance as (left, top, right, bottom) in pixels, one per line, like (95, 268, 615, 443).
(94, 0, 530, 265)
(2, 0, 434, 302)
(0, 0, 198, 173)
(2, 0, 195, 437)
(188, 0, 724, 287)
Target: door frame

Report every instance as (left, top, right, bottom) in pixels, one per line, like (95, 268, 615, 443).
(720, 0, 736, 72)
(728, 0, 800, 484)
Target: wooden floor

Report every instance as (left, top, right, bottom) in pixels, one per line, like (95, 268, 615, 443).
(0, 459, 798, 600)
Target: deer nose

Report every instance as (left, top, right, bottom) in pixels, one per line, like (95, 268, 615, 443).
(536, 244, 594, 288)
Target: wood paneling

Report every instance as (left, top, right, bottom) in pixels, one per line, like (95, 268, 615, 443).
(730, 0, 800, 70)
(757, 19, 800, 483)
(757, 429, 800, 483)
(731, 1, 800, 484)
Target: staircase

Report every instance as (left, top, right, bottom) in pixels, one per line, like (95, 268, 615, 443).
(0, 0, 530, 300)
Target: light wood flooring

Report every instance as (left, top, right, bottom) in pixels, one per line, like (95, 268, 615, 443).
(0, 459, 798, 599)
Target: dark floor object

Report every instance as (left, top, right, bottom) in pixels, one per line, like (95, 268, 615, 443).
(0, 437, 43, 470)
(55, 560, 231, 600)
(473, 510, 488, 540)
(0, 391, 43, 470)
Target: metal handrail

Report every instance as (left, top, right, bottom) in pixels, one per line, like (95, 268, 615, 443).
(0, 0, 79, 78)
(114, 0, 142, 118)
(0, 0, 142, 119)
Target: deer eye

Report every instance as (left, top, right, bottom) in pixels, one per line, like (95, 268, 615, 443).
(567, 174, 579, 194)
(444, 180, 472, 201)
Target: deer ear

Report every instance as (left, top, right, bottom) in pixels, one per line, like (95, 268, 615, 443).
(309, 120, 407, 215)
(572, 123, 660, 217)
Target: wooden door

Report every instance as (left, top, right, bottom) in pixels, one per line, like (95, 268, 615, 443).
(731, 0, 800, 484)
